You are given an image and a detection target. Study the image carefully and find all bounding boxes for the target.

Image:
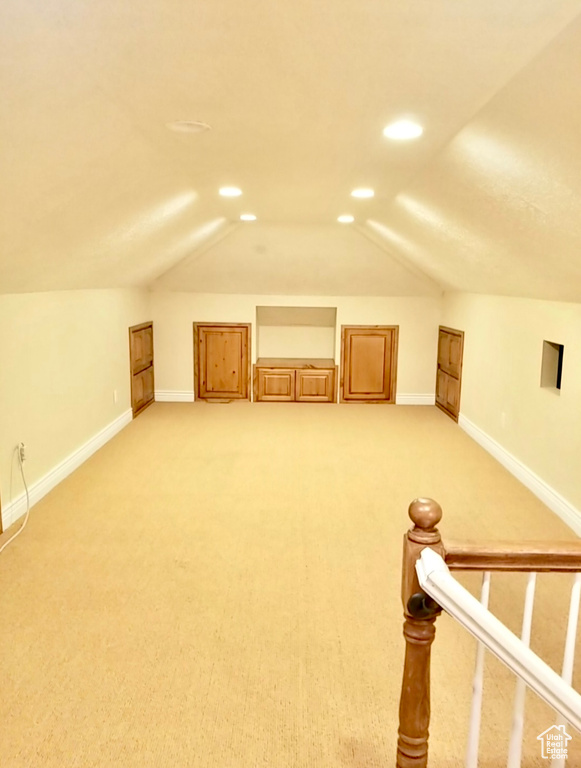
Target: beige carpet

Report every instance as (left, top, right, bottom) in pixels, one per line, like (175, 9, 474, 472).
(0, 403, 579, 767)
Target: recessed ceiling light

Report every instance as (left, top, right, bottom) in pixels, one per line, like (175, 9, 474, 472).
(383, 120, 423, 140)
(240, 214, 257, 221)
(166, 120, 211, 134)
(351, 188, 374, 198)
(337, 215, 354, 223)
(219, 187, 242, 197)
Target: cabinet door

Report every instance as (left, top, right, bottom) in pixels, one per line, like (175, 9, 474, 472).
(341, 326, 398, 403)
(296, 369, 335, 402)
(195, 324, 250, 400)
(255, 368, 295, 401)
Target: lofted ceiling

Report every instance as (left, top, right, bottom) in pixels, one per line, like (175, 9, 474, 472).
(2, 1, 581, 299)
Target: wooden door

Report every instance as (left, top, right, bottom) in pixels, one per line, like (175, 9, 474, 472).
(340, 326, 398, 403)
(255, 368, 295, 401)
(436, 326, 464, 421)
(296, 368, 335, 402)
(129, 322, 154, 417)
(194, 323, 251, 400)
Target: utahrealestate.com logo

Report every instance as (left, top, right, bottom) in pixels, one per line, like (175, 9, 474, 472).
(537, 725, 572, 760)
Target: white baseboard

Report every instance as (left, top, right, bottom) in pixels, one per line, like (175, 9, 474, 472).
(396, 394, 436, 405)
(459, 414, 581, 536)
(1, 409, 132, 531)
(155, 390, 195, 402)
(157, 391, 435, 405)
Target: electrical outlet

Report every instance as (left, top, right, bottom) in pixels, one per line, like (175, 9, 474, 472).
(18, 442, 26, 462)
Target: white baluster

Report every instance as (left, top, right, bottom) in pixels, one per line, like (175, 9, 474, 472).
(553, 572, 581, 768)
(562, 572, 581, 685)
(465, 571, 491, 768)
(506, 572, 537, 768)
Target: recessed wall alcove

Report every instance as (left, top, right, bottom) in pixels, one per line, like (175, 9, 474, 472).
(256, 306, 337, 360)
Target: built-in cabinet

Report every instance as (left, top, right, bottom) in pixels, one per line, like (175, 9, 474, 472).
(435, 325, 464, 421)
(254, 358, 336, 402)
(129, 322, 154, 417)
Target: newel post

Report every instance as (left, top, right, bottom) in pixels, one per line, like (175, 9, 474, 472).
(396, 498, 445, 768)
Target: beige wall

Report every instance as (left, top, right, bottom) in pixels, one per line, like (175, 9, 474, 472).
(150, 291, 442, 395)
(0, 289, 150, 513)
(257, 326, 336, 359)
(442, 292, 581, 510)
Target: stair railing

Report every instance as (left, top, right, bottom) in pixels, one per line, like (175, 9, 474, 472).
(396, 497, 581, 768)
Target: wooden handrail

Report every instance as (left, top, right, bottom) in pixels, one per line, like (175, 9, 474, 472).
(395, 498, 581, 768)
(444, 540, 581, 572)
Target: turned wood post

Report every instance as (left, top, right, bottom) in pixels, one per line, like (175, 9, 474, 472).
(396, 498, 445, 768)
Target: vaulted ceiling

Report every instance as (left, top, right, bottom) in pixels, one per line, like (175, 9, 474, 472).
(2, 1, 581, 299)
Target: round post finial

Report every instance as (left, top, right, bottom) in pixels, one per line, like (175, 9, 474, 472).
(408, 498, 442, 544)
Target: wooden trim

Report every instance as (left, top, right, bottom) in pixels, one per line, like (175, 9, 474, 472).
(193, 323, 200, 399)
(193, 322, 252, 401)
(444, 540, 581, 572)
(339, 329, 345, 401)
(339, 324, 399, 404)
(439, 324, 463, 337)
(129, 321, 153, 333)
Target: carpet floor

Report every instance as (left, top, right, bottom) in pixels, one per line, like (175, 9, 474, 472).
(0, 402, 579, 767)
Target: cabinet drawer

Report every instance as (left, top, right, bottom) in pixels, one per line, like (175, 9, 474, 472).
(295, 369, 335, 402)
(255, 368, 296, 401)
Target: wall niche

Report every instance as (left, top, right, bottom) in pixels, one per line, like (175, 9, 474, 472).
(256, 306, 337, 360)
(254, 306, 338, 402)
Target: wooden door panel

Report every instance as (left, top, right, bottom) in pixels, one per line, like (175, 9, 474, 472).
(437, 333, 449, 371)
(131, 328, 150, 374)
(195, 324, 250, 400)
(132, 367, 153, 414)
(296, 369, 335, 402)
(203, 330, 242, 395)
(447, 335, 462, 377)
(341, 326, 398, 403)
(143, 326, 153, 367)
(445, 375, 459, 412)
(131, 330, 144, 374)
(133, 369, 145, 409)
(256, 369, 295, 401)
(436, 369, 447, 406)
(349, 335, 386, 394)
(143, 366, 154, 405)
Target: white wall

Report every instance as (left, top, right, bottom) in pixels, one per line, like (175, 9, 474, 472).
(442, 292, 581, 514)
(150, 291, 442, 397)
(0, 289, 150, 527)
